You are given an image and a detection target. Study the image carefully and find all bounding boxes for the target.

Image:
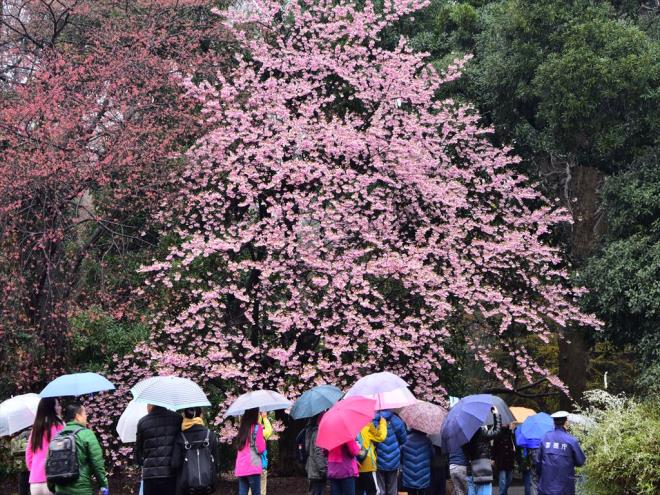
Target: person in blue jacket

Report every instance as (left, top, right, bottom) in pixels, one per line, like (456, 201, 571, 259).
(372, 410, 407, 495)
(537, 411, 586, 495)
(400, 429, 433, 495)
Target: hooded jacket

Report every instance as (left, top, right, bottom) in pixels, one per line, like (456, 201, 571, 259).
(53, 422, 108, 495)
(372, 410, 407, 471)
(401, 430, 433, 490)
(357, 417, 387, 473)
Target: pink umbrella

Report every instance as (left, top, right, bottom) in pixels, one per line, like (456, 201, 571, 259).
(316, 397, 376, 451)
(399, 400, 447, 435)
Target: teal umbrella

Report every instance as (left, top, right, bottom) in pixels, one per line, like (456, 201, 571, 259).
(291, 385, 343, 420)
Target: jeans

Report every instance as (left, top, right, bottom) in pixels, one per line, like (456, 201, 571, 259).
(376, 470, 398, 495)
(239, 475, 262, 495)
(498, 470, 513, 495)
(449, 465, 468, 495)
(248, 470, 267, 495)
(309, 479, 326, 495)
(522, 469, 537, 495)
(330, 477, 356, 495)
(466, 476, 492, 495)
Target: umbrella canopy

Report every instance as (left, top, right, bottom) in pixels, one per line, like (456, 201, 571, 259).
(131, 376, 211, 411)
(484, 396, 515, 426)
(0, 394, 41, 437)
(290, 385, 343, 420)
(518, 412, 554, 448)
(41, 373, 115, 398)
(116, 400, 149, 443)
(316, 397, 376, 451)
(510, 406, 536, 424)
(441, 394, 496, 452)
(344, 372, 416, 410)
(398, 400, 448, 435)
(224, 390, 291, 418)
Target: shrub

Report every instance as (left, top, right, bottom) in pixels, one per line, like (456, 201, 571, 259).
(575, 391, 660, 495)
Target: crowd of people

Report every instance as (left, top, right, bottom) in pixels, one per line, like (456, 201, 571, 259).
(8, 398, 586, 495)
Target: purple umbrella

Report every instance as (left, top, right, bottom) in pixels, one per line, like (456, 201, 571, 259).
(441, 394, 495, 452)
(344, 372, 416, 410)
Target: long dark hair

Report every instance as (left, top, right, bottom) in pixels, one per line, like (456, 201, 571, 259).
(234, 408, 259, 450)
(31, 398, 63, 452)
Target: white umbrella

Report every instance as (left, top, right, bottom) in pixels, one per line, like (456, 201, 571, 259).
(116, 400, 149, 443)
(131, 376, 211, 411)
(568, 413, 595, 427)
(0, 393, 41, 437)
(345, 372, 417, 410)
(224, 390, 292, 417)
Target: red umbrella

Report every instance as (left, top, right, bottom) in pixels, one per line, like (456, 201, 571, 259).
(316, 396, 376, 451)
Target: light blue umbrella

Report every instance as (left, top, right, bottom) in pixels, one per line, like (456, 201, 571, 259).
(224, 390, 291, 417)
(519, 412, 554, 448)
(290, 385, 343, 420)
(131, 376, 211, 411)
(40, 373, 115, 398)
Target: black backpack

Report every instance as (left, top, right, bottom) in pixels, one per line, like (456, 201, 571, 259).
(45, 426, 84, 485)
(180, 429, 216, 495)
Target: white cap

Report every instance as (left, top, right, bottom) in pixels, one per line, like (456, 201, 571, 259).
(551, 410, 570, 419)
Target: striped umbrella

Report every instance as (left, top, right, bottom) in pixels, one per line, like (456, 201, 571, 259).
(131, 376, 211, 411)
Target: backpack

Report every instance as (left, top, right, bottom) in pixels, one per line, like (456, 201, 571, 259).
(180, 429, 216, 495)
(45, 426, 84, 485)
(356, 433, 369, 463)
(251, 425, 268, 469)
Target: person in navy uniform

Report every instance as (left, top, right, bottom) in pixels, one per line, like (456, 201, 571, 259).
(537, 411, 586, 495)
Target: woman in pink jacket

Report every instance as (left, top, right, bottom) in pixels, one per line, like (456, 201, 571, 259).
(234, 408, 266, 495)
(25, 398, 64, 495)
(327, 440, 360, 495)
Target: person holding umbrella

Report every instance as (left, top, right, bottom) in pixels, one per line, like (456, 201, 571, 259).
(356, 415, 387, 495)
(304, 414, 328, 495)
(135, 404, 182, 495)
(26, 398, 64, 495)
(492, 423, 515, 495)
(234, 408, 266, 495)
(464, 406, 501, 495)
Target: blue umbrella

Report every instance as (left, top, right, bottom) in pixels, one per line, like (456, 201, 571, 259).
(40, 372, 115, 398)
(441, 394, 494, 452)
(519, 412, 553, 448)
(291, 385, 343, 420)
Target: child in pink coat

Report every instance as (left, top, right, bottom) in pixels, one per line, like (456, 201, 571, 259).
(234, 408, 266, 495)
(327, 440, 360, 495)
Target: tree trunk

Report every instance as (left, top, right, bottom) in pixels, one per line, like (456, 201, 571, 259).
(558, 165, 606, 408)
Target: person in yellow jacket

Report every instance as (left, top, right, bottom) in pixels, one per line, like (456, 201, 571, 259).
(248, 412, 273, 495)
(357, 416, 387, 495)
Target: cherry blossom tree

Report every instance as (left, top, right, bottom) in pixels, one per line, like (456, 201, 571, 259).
(134, 0, 598, 434)
(0, 0, 227, 387)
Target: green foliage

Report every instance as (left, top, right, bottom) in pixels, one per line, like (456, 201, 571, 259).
(575, 391, 660, 495)
(470, 0, 659, 168)
(580, 150, 660, 378)
(69, 308, 149, 372)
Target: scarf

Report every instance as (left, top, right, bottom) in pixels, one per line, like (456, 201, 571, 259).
(182, 417, 205, 431)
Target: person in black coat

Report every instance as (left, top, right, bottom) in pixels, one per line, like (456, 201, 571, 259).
(464, 407, 501, 495)
(135, 404, 183, 495)
(171, 408, 220, 495)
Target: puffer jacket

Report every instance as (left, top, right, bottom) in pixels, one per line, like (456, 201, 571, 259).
(372, 410, 407, 471)
(401, 430, 433, 490)
(135, 407, 183, 479)
(464, 412, 501, 483)
(304, 425, 327, 481)
(53, 422, 108, 495)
